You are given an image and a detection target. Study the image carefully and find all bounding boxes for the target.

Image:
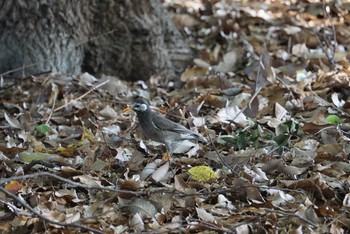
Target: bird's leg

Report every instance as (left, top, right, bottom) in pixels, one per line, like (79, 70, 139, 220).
(162, 152, 171, 161)
(162, 141, 173, 161)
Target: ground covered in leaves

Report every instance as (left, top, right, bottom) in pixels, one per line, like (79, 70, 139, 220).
(1, 0, 350, 233)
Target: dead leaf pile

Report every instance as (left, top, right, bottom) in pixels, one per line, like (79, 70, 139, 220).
(0, 0, 350, 233)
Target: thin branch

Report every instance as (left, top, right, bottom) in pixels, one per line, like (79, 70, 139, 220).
(207, 133, 238, 175)
(0, 172, 140, 195)
(323, 0, 337, 60)
(187, 218, 234, 233)
(311, 2, 337, 70)
(0, 198, 31, 217)
(313, 31, 335, 69)
(54, 79, 110, 112)
(263, 208, 318, 228)
(307, 84, 350, 117)
(45, 83, 58, 124)
(0, 187, 104, 234)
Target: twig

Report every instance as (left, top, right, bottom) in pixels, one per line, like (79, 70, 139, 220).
(0, 187, 104, 234)
(207, 133, 238, 175)
(45, 83, 58, 124)
(0, 171, 146, 233)
(187, 218, 234, 233)
(54, 79, 110, 112)
(323, 1, 337, 49)
(0, 172, 141, 195)
(307, 84, 350, 117)
(311, 1, 337, 70)
(229, 48, 265, 123)
(313, 31, 335, 70)
(263, 208, 318, 228)
(0, 198, 31, 217)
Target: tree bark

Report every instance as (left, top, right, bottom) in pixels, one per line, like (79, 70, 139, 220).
(0, 0, 192, 81)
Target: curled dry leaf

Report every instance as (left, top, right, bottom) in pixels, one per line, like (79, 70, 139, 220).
(196, 207, 216, 223)
(217, 106, 248, 126)
(216, 194, 236, 210)
(343, 193, 350, 208)
(216, 50, 239, 73)
(78, 72, 98, 86)
(151, 162, 170, 183)
(191, 115, 206, 127)
(234, 179, 266, 204)
(73, 175, 102, 187)
(99, 105, 119, 119)
(116, 147, 132, 162)
(129, 198, 157, 218)
(266, 189, 295, 206)
(244, 166, 269, 183)
(140, 162, 157, 180)
(4, 112, 22, 129)
(174, 175, 189, 192)
(275, 102, 288, 121)
(55, 189, 84, 203)
(129, 213, 144, 232)
(172, 140, 196, 154)
(4, 181, 23, 194)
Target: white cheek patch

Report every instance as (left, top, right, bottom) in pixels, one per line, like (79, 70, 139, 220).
(140, 104, 148, 111)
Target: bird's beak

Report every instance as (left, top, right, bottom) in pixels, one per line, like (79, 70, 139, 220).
(123, 105, 133, 113)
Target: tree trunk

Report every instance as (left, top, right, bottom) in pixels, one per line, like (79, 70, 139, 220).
(0, 0, 192, 81)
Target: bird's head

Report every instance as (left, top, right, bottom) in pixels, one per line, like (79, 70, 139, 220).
(130, 99, 150, 113)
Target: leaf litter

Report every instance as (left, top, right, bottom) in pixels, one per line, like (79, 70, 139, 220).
(0, 0, 350, 233)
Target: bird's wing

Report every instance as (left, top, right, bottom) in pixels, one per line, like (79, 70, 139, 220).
(151, 113, 207, 142)
(151, 113, 188, 132)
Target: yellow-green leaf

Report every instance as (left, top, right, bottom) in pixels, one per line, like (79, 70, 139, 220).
(18, 151, 65, 164)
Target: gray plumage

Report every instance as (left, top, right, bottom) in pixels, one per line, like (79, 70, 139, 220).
(130, 99, 207, 152)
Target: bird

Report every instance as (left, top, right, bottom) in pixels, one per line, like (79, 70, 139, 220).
(127, 99, 207, 153)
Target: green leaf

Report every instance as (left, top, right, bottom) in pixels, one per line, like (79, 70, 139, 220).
(35, 124, 53, 134)
(326, 115, 341, 124)
(217, 135, 236, 144)
(250, 128, 260, 141)
(273, 134, 290, 146)
(278, 123, 290, 134)
(237, 132, 248, 150)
